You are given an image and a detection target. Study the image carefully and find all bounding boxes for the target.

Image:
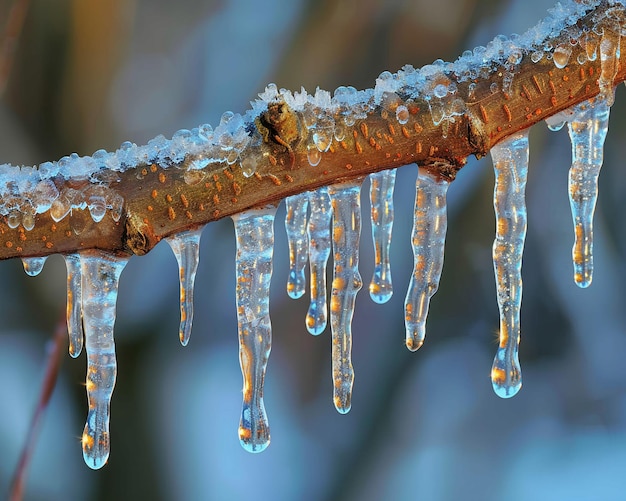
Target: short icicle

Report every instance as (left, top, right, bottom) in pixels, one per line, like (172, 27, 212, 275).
(166, 228, 203, 346)
(285, 193, 309, 299)
(80, 249, 128, 469)
(328, 180, 363, 414)
(232, 207, 277, 453)
(491, 130, 529, 399)
(21, 256, 47, 277)
(566, 96, 611, 288)
(369, 169, 396, 304)
(306, 186, 333, 335)
(64, 254, 84, 358)
(404, 168, 449, 352)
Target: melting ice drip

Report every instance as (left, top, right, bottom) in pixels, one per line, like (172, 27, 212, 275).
(232, 208, 276, 452)
(490, 131, 529, 399)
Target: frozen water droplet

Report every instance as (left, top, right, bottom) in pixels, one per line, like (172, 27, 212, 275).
(433, 84, 448, 98)
(566, 97, 610, 288)
(22, 256, 47, 276)
(166, 228, 203, 346)
(306, 187, 332, 335)
(334, 123, 346, 142)
(530, 51, 544, 63)
(490, 130, 529, 399)
(599, 30, 619, 105)
(50, 192, 72, 222)
(21, 206, 35, 231)
(232, 208, 276, 453)
(241, 155, 258, 177)
(369, 169, 396, 304)
(395, 105, 409, 125)
(552, 44, 572, 68)
(285, 193, 309, 299)
(80, 250, 128, 469)
(7, 210, 20, 229)
(328, 180, 363, 413)
(404, 169, 449, 351)
(88, 195, 107, 223)
(313, 128, 332, 152)
(64, 254, 84, 358)
(307, 144, 322, 167)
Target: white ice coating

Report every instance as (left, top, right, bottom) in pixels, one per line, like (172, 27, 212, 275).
(369, 169, 396, 304)
(80, 250, 128, 470)
(64, 253, 84, 358)
(285, 193, 309, 299)
(563, 95, 611, 287)
(404, 170, 449, 352)
(491, 131, 529, 399)
(166, 228, 203, 346)
(232, 207, 276, 453)
(306, 186, 333, 335)
(21, 256, 47, 276)
(328, 180, 363, 414)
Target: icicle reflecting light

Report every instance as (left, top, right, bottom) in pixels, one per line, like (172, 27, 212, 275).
(490, 131, 529, 399)
(566, 97, 611, 288)
(369, 169, 396, 304)
(328, 180, 363, 414)
(64, 253, 84, 358)
(80, 250, 128, 469)
(166, 228, 203, 345)
(21, 256, 47, 276)
(404, 169, 449, 351)
(285, 193, 309, 299)
(232, 207, 276, 452)
(306, 187, 332, 335)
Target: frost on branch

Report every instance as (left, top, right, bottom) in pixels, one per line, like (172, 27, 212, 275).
(1, 0, 626, 468)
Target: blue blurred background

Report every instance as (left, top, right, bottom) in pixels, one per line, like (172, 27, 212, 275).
(2, 0, 626, 499)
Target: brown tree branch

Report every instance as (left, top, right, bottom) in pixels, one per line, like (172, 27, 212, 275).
(0, 0, 623, 260)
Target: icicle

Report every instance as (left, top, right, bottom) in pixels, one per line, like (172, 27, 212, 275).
(232, 207, 276, 453)
(598, 28, 619, 105)
(284, 193, 309, 299)
(306, 187, 332, 335)
(369, 169, 396, 304)
(404, 169, 449, 351)
(80, 250, 128, 469)
(490, 130, 529, 399)
(328, 180, 363, 414)
(21, 256, 47, 276)
(166, 228, 203, 346)
(64, 254, 83, 358)
(566, 97, 611, 288)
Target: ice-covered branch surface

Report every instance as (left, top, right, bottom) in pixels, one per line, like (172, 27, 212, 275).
(3, 0, 625, 469)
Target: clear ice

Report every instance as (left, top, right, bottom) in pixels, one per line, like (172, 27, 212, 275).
(21, 256, 47, 277)
(490, 131, 529, 399)
(328, 180, 363, 414)
(232, 207, 276, 452)
(285, 193, 309, 299)
(80, 250, 128, 469)
(565, 96, 611, 288)
(64, 253, 84, 358)
(306, 187, 333, 335)
(369, 169, 396, 304)
(166, 228, 203, 345)
(404, 169, 449, 352)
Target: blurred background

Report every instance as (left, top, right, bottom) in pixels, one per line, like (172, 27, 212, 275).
(2, 0, 626, 499)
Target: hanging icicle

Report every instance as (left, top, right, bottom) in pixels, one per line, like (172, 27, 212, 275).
(285, 193, 309, 300)
(369, 169, 396, 304)
(64, 253, 84, 358)
(490, 130, 529, 399)
(80, 250, 128, 469)
(404, 169, 449, 352)
(565, 96, 611, 288)
(232, 207, 277, 453)
(166, 228, 203, 346)
(306, 187, 333, 335)
(21, 256, 47, 276)
(328, 180, 363, 414)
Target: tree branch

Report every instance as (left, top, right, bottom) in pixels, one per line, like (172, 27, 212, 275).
(0, 0, 623, 260)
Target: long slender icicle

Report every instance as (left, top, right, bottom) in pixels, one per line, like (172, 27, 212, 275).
(369, 169, 396, 304)
(232, 207, 276, 453)
(64, 253, 84, 358)
(166, 228, 203, 345)
(328, 180, 363, 414)
(80, 250, 128, 469)
(285, 193, 309, 299)
(566, 97, 610, 288)
(306, 187, 332, 335)
(491, 131, 529, 399)
(404, 169, 449, 351)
